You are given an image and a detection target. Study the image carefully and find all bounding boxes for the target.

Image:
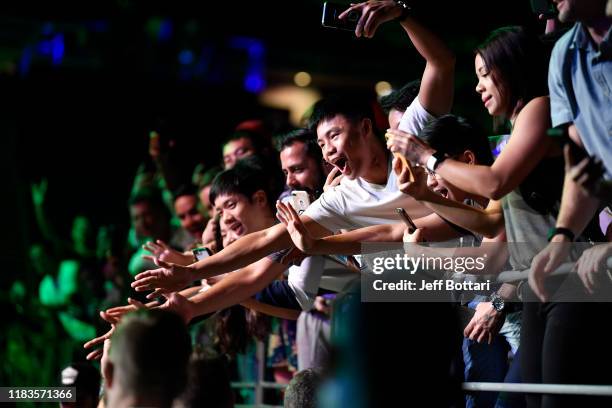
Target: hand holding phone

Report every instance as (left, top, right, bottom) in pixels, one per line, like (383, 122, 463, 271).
(283, 191, 311, 215)
(322, 2, 360, 31)
(395, 207, 417, 233)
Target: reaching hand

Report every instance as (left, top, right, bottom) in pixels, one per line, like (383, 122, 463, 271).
(528, 238, 571, 302)
(339, 0, 405, 38)
(324, 167, 343, 192)
(385, 128, 435, 166)
(276, 201, 315, 254)
(463, 302, 505, 344)
(157, 292, 194, 324)
(31, 178, 48, 207)
(573, 243, 612, 295)
(84, 298, 155, 360)
(395, 159, 429, 200)
(83, 311, 118, 360)
(132, 258, 195, 299)
(142, 240, 193, 266)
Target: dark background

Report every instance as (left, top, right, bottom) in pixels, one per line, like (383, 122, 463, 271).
(1, 0, 545, 285)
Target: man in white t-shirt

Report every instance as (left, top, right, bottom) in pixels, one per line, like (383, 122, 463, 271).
(131, 1, 457, 321)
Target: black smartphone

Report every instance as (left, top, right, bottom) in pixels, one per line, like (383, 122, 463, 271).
(395, 207, 417, 233)
(192, 247, 212, 262)
(530, 0, 557, 17)
(322, 2, 360, 31)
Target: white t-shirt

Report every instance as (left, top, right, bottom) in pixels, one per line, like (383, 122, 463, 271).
(304, 97, 434, 233)
(287, 256, 358, 310)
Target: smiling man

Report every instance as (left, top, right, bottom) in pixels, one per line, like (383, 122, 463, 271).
(132, 0, 457, 306)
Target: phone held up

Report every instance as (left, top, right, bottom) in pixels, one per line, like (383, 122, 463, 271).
(283, 190, 312, 215)
(395, 207, 417, 234)
(192, 247, 212, 262)
(322, 2, 360, 31)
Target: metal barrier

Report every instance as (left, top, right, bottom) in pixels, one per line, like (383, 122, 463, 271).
(463, 382, 612, 396)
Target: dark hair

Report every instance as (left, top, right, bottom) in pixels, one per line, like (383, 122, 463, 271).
(172, 184, 198, 202)
(128, 187, 170, 219)
(178, 349, 234, 408)
(284, 368, 322, 408)
(110, 310, 192, 405)
(216, 306, 270, 356)
(475, 26, 548, 117)
(277, 128, 323, 164)
(222, 129, 274, 156)
(209, 156, 283, 213)
(420, 115, 494, 166)
(307, 96, 376, 132)
(379, 80, 420, 114)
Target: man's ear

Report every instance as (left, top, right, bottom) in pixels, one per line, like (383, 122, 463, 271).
(463, 150, 477, 165)
(251, 190, 268, 208)
(361, 118, 373, 138)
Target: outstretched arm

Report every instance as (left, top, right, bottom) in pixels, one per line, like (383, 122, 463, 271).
(132, 217, 331, 293)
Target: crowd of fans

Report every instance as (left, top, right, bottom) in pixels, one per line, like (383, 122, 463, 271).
(6, 0, 612, 407)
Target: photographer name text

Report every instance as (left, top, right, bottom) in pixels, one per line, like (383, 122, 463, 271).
(372, 279, 491, 292)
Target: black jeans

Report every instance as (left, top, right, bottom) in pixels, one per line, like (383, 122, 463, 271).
(521, 295, 612, 408)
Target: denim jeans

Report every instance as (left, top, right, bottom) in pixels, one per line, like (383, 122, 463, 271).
(464, 311, 523, 408)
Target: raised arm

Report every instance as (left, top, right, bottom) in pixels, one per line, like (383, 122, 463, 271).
(341, 0, 454, 116)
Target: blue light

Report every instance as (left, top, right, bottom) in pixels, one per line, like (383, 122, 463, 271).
(19, 46, 33, 76)
(51, 34, 65, 65)
(245, 72, 265, 93)
(178, 49, 194, 65)
(158, 20, 173, 42)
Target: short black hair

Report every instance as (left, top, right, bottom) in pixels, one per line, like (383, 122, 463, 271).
(420, 115, 494, 166)
(172, 184, 198, 202)
(379, 80, 420, 114)
(307, 96, 375, 132)
(475, 26, 548, 116)
(209, 156, 283, 212)
(128, 187, 171, 219)
(110, 310, 191, 405)
(276, 128, 322, 164)
(222, 129, 272, 155)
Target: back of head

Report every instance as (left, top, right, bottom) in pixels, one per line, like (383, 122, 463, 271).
(379, 80, 420, 114)
(109, 309, 192, 405)
(178, 349, 234, 408)
(307, 96, 376, 133)
(420, 115, 494, 166)
(475, 26, 548, 113)
(209, 155, 283, 213)
(284, 368, 322, 408)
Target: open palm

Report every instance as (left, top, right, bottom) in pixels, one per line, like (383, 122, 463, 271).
(276, 201, 314, 253)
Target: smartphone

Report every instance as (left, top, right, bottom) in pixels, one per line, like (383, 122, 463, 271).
(395, 207, 417, 233)
(192, 247, 212, 262)
(322, 2, 360, 31)
(283, 190, 311, 215)
(530, 0, 557, 17)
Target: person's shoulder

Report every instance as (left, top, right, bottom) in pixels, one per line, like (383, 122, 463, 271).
(551, 24, 580, 58)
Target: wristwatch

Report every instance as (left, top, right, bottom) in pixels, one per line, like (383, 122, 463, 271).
(394, 0, 411, 22)
(426, 151, 447, 173)
(489, 292, 506, 313)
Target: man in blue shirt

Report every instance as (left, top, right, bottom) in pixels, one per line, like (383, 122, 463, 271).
(530, 0, 612, 300)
